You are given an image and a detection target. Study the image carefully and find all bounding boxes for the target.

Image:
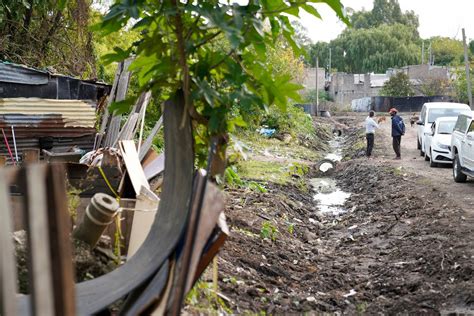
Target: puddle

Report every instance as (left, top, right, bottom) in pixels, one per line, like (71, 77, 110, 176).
(310, 134, 350, 215)
(310, 178, 351, 216)
(325, 136, 344, 162)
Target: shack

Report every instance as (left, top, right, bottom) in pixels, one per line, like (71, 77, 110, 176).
(0, 61, 111, 163)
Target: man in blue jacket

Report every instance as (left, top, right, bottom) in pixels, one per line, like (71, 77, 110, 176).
(389, 108, 405, 160)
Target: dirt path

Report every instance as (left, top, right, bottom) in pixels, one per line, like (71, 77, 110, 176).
(372, 114, 474, 212)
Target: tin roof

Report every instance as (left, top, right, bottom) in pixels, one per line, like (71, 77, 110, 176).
(0, 98, 96, 138)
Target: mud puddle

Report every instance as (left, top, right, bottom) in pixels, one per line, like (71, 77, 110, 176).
(310, 178, 351, 215)
(311, 135, 350, 215)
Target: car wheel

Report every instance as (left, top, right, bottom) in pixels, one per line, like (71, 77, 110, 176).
(424, 150, 429, 161)
(453, 154, 467, 183)
(417, 138, 421, 150)
(429, 149, 437, 167)
(420, 149, 424, 157)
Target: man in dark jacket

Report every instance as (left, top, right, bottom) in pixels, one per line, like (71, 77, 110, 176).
(389, 108, 405, 160)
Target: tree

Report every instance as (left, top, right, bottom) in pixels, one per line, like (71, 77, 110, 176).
(430, 37, 464, 66)
(349, 0, 419, 32)
(380, 72, 414, 96)
(453, 68, 474, 104)
(324, 23, 420, 73)
(307, 0, 421, 73)
(98, 0, 348, 168)
(0, 0, 97, 78)
(417, 77, 451, 96)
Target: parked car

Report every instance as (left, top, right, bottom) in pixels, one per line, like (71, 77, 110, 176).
(416, 102, 471, 157)
(451, 111, 474, 182)
(424, 117, 457, 167)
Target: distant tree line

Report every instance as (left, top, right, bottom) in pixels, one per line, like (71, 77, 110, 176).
(306, 0, 474, 74)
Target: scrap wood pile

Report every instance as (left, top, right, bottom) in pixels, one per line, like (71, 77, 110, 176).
(0, 60, 229, 315)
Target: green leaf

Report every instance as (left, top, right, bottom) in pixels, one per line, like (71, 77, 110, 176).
(109, 98, 135, 115)
(301, 4, 321, 19)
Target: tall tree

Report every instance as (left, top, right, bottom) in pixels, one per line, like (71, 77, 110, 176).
(350, 0, 419, 32)
(0, 0, 97, 78)
(430, 36, 464, 66)
(98, 0, 347, 167)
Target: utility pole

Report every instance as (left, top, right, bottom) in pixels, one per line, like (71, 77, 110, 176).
(421, 41, 424, 64)
(428, 42, 432, 65)
(315, 57, 319, 116)
(328, 47, 332, 76)
(462, 28, 473, 108)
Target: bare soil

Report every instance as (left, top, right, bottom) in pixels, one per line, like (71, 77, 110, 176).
(207, 114, 474, 314)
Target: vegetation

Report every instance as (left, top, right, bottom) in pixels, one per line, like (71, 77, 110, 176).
(95, 0, 347, 172)
(307, 0, 420, 73)
(0, 0, 96, 77)
(380, 72, 414, 97)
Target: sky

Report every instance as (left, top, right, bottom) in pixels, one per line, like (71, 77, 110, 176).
(300, 0, 474, 43)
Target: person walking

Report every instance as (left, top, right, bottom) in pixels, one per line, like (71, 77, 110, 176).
(389, 108, 405, 160)
(365, 110, 379, 158)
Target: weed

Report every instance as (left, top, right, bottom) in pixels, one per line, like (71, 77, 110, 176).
(287, 162, 309, 177)
(356, 302, 368, 314)
(186, 280, 232, 314)
(260, 221, 279, 241)
(287, 223, 295, 235)
(220, 166, 267, 193)
(67, 186, 81, 222)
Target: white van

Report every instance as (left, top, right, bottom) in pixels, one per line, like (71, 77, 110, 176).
(416, 102, 471, 156)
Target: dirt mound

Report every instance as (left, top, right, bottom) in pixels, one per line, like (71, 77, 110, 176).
(205, 160, 473, 314)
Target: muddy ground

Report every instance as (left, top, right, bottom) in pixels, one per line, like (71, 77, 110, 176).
(198, 115, 474, 314)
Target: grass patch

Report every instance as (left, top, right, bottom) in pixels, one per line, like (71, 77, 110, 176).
(237, 160, 291, 184)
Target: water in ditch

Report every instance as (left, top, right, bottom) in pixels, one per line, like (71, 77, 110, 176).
(310, 134, 350, 216)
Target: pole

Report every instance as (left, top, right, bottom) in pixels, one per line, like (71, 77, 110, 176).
(329, 47, 332, 75)
(422, 41, 425, 64)
(462, 28, 473, 108)
(316, 57, 319, 116)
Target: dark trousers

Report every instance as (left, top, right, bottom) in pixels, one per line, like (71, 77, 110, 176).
(366, 133, 374, 157)
(392, 136, 402, 157)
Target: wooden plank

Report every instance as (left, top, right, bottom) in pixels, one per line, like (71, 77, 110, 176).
(119, 140, 150, 195)
(139, 116, 163, 161)
(0, 169, 18, 316)
(46, 164, 75, 316)
(23, 164, 55, 316)
(23, 149, 39, 164)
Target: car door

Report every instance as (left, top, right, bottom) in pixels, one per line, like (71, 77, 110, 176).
(425, 122, 435, 156)
(463, 120, 474, 169)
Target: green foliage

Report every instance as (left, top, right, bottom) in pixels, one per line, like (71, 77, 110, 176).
(260, 221, 279, 241)
(430, 37, 464, 66)
(261, 104, 314, 137)
(303, 89, 331, 103)
(308, 0, 420, 73)
(221, 166, 267, 193)
(349, 0, 419, 31)
(96, 0, 347, 155)
(287, 223, 295, 235)
(287, 162, 309, 178)
(186, 280, 232, 313)
(417, 77, 450, 96)
(453, 67, 474, 104)
(0, 0, 97, 77)
(380, 72, 414, 97)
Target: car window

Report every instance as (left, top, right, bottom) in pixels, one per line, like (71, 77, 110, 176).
(454, 115, 469, 133)
(437, 121, 456, 134)
(468, 121, 474, 133)
(427, 108, 466, 123)
(420, 106, 426, 122)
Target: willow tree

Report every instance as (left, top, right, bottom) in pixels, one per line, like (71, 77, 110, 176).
(99, 0, 347, 171)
